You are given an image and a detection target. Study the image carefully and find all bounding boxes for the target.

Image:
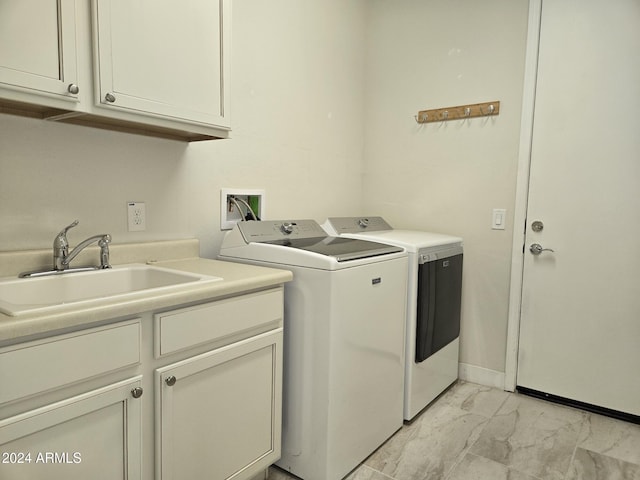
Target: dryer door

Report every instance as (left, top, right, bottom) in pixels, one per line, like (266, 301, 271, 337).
(415, 251, 463, 363)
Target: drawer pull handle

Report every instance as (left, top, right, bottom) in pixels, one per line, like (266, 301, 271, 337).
(67, 83, 79, 94)
(105, 92, 116, 103)
(165, 375, 177, 387)
(131, 387, 144, 399)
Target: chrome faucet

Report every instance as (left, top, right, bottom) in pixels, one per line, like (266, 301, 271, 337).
(53, 220, 112, 271)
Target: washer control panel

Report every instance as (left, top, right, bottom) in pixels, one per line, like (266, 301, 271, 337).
(238, 220, 328, 242)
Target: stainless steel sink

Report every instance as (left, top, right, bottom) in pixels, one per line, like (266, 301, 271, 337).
(0, 264, 222, 316)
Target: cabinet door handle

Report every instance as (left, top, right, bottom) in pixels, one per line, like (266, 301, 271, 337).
(105, 93, 116, 103)
(165, 376, 177, 387)
(67, 83, 79, 94)
(131, 387, 144, 399)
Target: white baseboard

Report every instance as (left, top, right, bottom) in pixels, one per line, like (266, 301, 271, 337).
(458, 363, 506, 390)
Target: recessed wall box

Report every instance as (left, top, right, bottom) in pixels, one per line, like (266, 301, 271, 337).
(220, 188, 265, 230)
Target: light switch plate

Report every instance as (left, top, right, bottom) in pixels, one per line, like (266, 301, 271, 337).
(492, 208, 506, 230)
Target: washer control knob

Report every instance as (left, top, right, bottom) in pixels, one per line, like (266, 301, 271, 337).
(280, 222, 294, 235)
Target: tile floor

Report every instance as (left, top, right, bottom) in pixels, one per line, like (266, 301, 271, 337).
(269, 381, 640, 480)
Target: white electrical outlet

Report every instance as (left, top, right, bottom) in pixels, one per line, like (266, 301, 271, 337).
(128, 202, 146, 231)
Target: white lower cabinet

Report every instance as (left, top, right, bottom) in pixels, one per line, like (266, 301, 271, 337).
(156, 329, 283, 480)
(0, 376, 143, 480)
(0, 286, 285, 480)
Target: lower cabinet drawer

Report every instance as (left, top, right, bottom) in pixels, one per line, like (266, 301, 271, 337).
(155, 288, 283, 357)
(0, 320, 141, 405)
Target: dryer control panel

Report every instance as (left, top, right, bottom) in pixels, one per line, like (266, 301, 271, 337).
(325, 216, 393, 234)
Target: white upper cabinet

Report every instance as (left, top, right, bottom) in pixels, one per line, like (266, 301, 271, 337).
(0, 0, 230, 141)
(92, 0, 230, 129)
(0, 0, 79, 103)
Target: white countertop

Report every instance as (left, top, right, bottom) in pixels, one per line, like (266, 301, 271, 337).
(0, 241, 292, 345)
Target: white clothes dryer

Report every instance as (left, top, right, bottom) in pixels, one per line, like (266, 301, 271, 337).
(323, 217, 463, 421)
(219, 220, 408, 480)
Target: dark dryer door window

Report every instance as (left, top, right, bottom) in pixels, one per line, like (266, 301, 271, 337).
(415, 253, 463, 363)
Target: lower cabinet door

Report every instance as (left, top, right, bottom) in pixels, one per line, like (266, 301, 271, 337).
(0, 376, 142, 480)
(156, 329, 283, 480)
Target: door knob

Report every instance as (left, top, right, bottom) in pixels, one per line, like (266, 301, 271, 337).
(531, 220, 544, 232)
(530, 243, 554, 255)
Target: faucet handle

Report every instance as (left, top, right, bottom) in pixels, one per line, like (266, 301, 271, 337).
(54, 220, 79, 250)
(58, 220, 80, 236)
(57, 220, 79, 237)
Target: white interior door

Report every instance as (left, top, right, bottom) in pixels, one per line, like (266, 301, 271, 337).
(517, 0, 640, 417)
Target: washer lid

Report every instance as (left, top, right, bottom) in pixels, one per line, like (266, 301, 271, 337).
(264, 236, 403, 262)
(237, 219, 403, 261)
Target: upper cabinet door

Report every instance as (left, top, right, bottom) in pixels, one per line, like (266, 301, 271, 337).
(93, 0, 230, 128)
(0, 0, 79, 101)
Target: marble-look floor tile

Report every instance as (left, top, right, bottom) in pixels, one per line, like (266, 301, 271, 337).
(269, 385, 640, 480)
(470, 394, 585, 480)
(438, 381, 510, 419)
(578, 413, 640, 465)
(566, 448, 640, 480)
(364, 402, 489, 480)
(345, 464, 394, 480)
(270, 464, 392, 480)
(446, 453, 541, 480)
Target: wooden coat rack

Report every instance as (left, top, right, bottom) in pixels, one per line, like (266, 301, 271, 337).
(415, 101, 500, 124)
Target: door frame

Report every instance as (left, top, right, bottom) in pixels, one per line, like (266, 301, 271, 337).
(504, 0, 543, 392)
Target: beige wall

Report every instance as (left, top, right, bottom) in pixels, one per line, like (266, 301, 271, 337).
(363, 0, 529, 375)
(0, 0, 368, 258)
(0, 0, 530, 378)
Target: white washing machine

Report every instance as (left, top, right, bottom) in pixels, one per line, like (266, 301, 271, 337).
(323, 217, 463, 421)
(219, 220, 408, 480)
